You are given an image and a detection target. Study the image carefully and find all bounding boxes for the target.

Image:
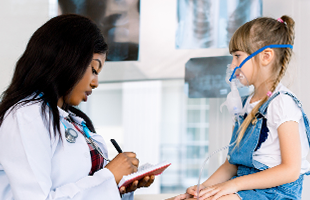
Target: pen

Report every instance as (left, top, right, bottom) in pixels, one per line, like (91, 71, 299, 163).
(111, 139, 123, 153)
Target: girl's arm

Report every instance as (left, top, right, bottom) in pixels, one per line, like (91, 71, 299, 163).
(202, 159, 238, 187)
(201, 126, 238, 187)
(198, 121, 301, 199)
(183, 126, 238, 198)
(232, 120, 301, 190)
(184, 158, 237, 197)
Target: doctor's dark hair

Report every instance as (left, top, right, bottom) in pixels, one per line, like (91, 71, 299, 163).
(229, 15, 295, 146)
(0, 14, 107, 137)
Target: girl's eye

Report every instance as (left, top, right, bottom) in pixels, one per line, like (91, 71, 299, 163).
(235, 54, 240, 58)
(92, 67, 98, 75)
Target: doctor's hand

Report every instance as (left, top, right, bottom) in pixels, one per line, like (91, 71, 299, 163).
(119, 175, 155, 194)
(105, 152, 139, 184)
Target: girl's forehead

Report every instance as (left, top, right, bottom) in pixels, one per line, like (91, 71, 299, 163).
(232, 50, 245, 54)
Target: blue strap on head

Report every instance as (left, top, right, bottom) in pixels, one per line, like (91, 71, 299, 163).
(229, 44, 293, 82)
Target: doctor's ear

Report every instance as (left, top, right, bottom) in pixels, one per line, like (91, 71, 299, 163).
(261, 48, 274, 66)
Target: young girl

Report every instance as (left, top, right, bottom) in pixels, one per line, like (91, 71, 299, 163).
(171, 15, 310, 200)
(0, 14, 154, 199)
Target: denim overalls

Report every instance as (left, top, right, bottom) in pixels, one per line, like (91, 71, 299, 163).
(227, 91, 310, 200)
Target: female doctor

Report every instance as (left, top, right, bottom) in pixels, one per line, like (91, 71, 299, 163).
(0, 14, 154, 199)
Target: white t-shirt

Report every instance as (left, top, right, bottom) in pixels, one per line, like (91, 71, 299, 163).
(244, 83, 310, 174)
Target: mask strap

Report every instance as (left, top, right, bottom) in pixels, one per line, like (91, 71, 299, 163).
(229, 44, 293, 82)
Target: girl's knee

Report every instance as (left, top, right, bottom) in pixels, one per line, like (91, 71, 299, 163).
(220, 194, 241, 200)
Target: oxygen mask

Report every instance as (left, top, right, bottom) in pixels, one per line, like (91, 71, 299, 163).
(225, 64, 250, 88)
(221, 64, 247, 124)
(220, 79, 244, 124)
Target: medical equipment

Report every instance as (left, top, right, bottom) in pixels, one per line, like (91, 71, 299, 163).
(229, 44, 293, 83)
(63, 117, 111, 162)
(225, 64, 249, 88)
(65, 128, 78, 143)
(81, 121, 111, 162)
(196, 142, 235, 200)
(37, 92, 110, 162)
(60, 120, 78, 143)
(220, 80, 244, 125)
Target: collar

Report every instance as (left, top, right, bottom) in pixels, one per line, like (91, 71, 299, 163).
(57, 106, 84, 125)
(58, 106, 69, 118)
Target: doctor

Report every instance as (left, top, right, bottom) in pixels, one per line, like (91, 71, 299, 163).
(0, 14, 154, 199)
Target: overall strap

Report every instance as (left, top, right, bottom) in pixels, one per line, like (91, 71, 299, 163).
(258, 91, 310, 146)
(258, 91, 302, 115)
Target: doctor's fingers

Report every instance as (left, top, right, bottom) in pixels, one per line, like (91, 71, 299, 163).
(137, 175, 155, 188)
(120, 180, 139, 194)
(144, 175, 155, 187)
(123, 152, 139, 167)
(123, 152, 137, 158)
(129, 157, 139, 168)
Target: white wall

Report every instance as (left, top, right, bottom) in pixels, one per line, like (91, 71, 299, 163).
(0, 0, 50, 92)
(0, 0, 310, 198)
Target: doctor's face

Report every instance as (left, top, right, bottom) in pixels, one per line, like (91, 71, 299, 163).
(59, 53, 105, 107)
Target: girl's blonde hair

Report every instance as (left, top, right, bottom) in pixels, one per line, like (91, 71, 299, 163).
(229, 16, 295, 146)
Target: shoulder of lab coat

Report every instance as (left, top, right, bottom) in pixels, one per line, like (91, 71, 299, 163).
(0, 101, 133, 200)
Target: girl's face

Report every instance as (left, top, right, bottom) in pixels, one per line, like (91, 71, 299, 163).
(58, 53, 106, 107)
(230, 51, 256, 86)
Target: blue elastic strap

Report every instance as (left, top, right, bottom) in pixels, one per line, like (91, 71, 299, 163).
(229, 44, 293, 82)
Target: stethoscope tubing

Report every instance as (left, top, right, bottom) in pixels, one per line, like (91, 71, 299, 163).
(62, 118, 110, 162)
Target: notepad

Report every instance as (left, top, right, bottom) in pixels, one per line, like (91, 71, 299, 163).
(118, 160, 171, 189)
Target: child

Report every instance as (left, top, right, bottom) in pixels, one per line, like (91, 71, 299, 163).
(171, 15, 310, 200)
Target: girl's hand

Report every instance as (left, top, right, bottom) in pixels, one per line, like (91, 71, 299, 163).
(186, 184, 206, 197)
(171, 184, 207, 200)
(172, 193, 192, 200)
(197, 180, 238, 200)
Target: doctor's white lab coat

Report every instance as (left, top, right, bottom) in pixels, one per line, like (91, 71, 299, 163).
(0, 101, 133, 200)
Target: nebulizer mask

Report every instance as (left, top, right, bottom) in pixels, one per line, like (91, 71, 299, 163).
(220, 64, 249, 125)
(195, 44, 294, 200)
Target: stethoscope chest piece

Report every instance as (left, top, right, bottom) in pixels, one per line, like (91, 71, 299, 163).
(65, 128, 78, 143)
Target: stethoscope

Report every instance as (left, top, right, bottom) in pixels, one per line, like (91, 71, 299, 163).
(61, 117, 111, 162)
(36, 93, 110, 161)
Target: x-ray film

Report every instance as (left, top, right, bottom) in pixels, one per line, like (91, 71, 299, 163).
(58, 0, 140, 61)
(185, 56, 232, 98)
(176, 0, 262, 49)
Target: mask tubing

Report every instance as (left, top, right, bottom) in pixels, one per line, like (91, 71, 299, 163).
(236, 114, 241, 127)
(196, 142, 236, 200)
